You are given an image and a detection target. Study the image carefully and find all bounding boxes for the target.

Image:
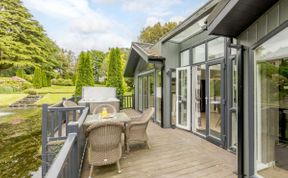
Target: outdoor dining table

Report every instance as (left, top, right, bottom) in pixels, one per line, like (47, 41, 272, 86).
(83, 112, 131, 131)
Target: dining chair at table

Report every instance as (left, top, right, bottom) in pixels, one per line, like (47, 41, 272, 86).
(86, 121, 124, 177)
(125, 107, 155, 153)
(92, 104, 117, 115)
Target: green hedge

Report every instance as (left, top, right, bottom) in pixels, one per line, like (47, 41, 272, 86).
(0, 77, 32, 93)
(51, 78, 73, 86)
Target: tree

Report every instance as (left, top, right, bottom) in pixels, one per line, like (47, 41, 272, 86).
(106, 48, 126, 96)
(0, 0, 65, 77)
(42, 71, 48, 87)
(75, 52, 94, 97)
(16, 69, 25, 78)
(33, 68, 42, 88)
(139, 22, 178, 44)
(88, 50, 106, 83)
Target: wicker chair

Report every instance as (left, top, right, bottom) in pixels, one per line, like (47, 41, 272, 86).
(125, 107, 154, 153)
(86, 121, 124, 177)
(63, 100, 80, 121)
(92, 104, 117, 115)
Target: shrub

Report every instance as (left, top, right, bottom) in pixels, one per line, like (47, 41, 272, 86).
(16, 69, 25, 78)
(0, 77, 33, 93)
(51, 78, 73, 86)
(33, 68, 42, 88)
(75, 52, 94, 97)
(24, 89, 37, 95)
(42, 72, 48, 87)
(47, 75, 51, 86)
(23, 74, 33, 83)
(106, 48, 125, 96)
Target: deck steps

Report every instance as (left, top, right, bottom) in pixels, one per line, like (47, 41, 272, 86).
(9, 95, 41, 107)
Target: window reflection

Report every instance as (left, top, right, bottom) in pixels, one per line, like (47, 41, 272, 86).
(208, 38, 225, 60)
(255, 27, 288, 177)
(193, 44, 206, 64)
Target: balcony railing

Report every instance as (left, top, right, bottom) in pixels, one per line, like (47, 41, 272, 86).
(118, 94, 134, 110)
(41, 102, 89, 178)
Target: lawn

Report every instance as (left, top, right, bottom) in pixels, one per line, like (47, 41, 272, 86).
(35, 93, 73, 105)
(0, 94, 28, 107)
(27, 85, 75, 94)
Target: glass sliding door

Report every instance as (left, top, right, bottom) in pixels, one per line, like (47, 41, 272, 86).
(255, 27, 288, 178)
(138, 77, 143, 111)
(208, 63, 223, 140)
(230, 57, 238, 150)
(148, 74, 155, 108)
(176, 66, 191, 130)
(143, 76, 148, 110)
(156, 70, 162, 124)
(192, 64, 207, 136)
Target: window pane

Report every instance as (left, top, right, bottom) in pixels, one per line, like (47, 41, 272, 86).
(208, 38, 225, 60)
(156, 70, 162, 123)
(180, 50, 190, 66)
(138, 77, 143, 111)
(255, 27, 288, 177)
(193, 44, 205, 63)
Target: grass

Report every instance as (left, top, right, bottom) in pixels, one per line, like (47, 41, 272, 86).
(27, 85, 75, 94)
(35, 93, 73, 105)
(0, 108, 42, 178)
(0, 94, 28, 107)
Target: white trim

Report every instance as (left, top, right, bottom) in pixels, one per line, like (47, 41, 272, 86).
(176, 66, 191, 131)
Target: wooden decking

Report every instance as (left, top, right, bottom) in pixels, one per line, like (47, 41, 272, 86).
(81, 122, 236, 178)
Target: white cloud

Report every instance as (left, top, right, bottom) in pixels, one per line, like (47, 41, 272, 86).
(144, 16, 163, 27)
(169, 16, 185, 23)
(22, 0, 132, 53)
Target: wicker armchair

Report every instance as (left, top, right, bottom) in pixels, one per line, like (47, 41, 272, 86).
(63, 100, 80, 121)
(92, 104, 117, 115)
(125, 107, 154, 153)
(86, 121, 124, 177)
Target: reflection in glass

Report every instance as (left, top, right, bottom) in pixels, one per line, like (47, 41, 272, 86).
(178, 70, 188, 126)
(255, 28, 288, 177)
(138, 77, 143, 111)
(209, 64, 222, 139)
(192, 64, 206, 135)
(230, 59, 238, 149)
(148, 74, 155, 108)
(143, 76, 148, 109)
(193, 44, 206, 64)
(180, 50, 190, 66)
(156, 71, 162, 123)
(208, 38, 225, 60)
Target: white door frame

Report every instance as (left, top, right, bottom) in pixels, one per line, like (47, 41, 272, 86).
(176, 66, 191, 130)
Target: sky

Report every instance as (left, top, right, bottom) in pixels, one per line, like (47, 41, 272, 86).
(22, 0, 208, 54)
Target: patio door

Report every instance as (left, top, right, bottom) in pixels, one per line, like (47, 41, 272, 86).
(207, 61, 224, 144)
(176, 66, 191, 130)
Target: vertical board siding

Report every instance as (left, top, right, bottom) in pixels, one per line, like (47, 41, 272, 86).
(238, 0, 288, 47)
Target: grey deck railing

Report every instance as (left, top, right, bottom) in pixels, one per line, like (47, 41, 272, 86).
(41, 102, 89, 178)
(118, 94, 135, 110)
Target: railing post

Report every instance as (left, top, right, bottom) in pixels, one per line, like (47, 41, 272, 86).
(42, 104, 49, 178)
(67, 122, 79, 178)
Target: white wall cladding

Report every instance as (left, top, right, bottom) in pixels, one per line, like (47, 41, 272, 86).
(238, 0, 288, 47)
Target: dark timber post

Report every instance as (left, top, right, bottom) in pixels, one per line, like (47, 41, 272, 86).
(41, 104, 49, 177)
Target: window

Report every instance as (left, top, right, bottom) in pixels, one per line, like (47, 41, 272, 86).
(193, 44, 205, 64)
(180, 50, 190, 66)
(208, 38, 225, 60)
(254, 27, 288, 177)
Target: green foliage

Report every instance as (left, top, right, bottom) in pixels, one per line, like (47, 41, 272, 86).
(24, 89, 37, 95)
(106, 48, 126, 96)
(51, 78, 73, 86)
(139, 22, 178, 44)
(0, 77, 32, 93)
(42, 71, 48, 87)
(16, 69, 25, 78)
(47, 75, 51, 86)
(88, 50, 106, 83)
(75, 52, 94, 97)
(33, 68, 42, 88)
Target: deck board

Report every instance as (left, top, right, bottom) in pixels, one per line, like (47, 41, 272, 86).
(81, 122, 236, 178)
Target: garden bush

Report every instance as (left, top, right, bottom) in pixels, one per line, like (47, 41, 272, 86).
(24, 89, 38, 95)
(51, 78, 73, 86)
(0, 77, 33, 93)
(33, 68, 42, 88)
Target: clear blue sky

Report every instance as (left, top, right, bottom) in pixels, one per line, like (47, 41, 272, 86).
(22, 0, 208, 54)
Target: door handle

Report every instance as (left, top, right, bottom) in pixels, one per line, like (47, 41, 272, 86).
(205, 96, 208, 105)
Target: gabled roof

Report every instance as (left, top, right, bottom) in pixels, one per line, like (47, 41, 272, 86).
(124, 42, 164, 77)
(206, 0, 279, 37)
